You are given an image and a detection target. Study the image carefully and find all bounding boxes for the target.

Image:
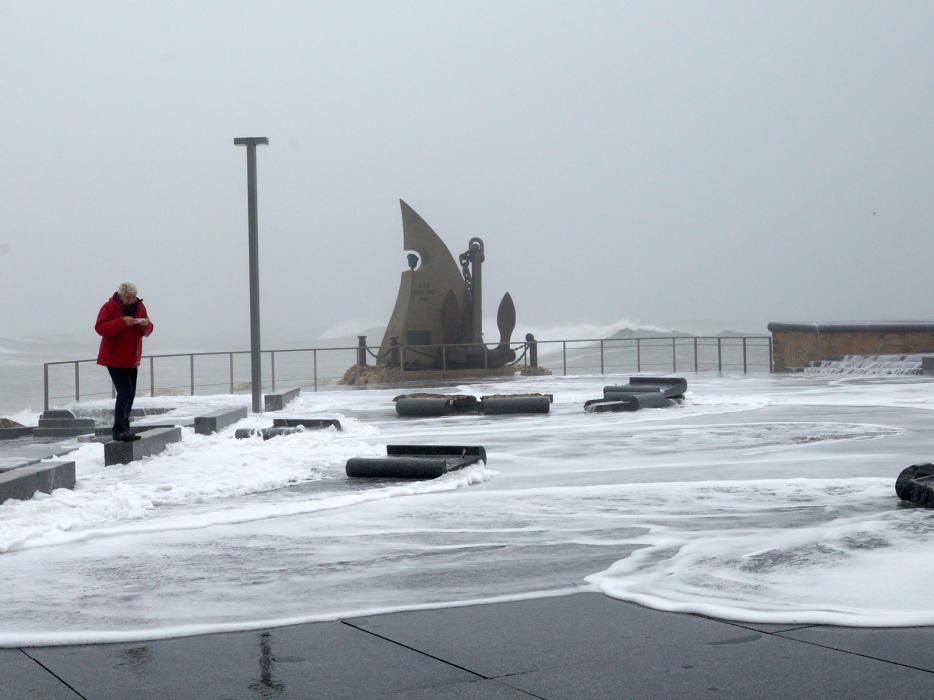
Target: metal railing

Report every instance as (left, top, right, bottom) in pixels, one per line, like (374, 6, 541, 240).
(42, 335, 772, 410)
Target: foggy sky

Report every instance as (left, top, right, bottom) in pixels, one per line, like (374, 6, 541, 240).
(2, 0, 932, 353)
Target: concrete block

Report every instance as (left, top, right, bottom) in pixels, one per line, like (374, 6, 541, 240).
(0, 461, 75, 503)
(194, 407, 248, 435)
(37, 418, 96, 428)
(0, 427, 35, 440)
(923, 356, 934, 376)
(264, 387, 301, 412)
(104, 427, 182, 466)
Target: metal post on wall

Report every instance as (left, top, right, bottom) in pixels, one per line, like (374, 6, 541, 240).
(190, 354, 195, 395)
(672, 337, 676, 372)
(562, 341, 567, 376)
(74, 361, 80, 403)
(229, 353, 234, 394)
(769, 337, 774, 373)
(43, 363, 49, 411)
(234, 136, 269, 413)
(743, 337, 748, 374)
(636, 338, 641, 372)
(271, 351, 276, 392)
(313, 349, 317, 391)
(694, 337, 698, 372)
(717, 337, 722, 372)
(600, 339, 604, 375)
(150, 356, 155, 397)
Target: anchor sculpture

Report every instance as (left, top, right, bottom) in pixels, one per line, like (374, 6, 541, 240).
(377, 200, 517, 370)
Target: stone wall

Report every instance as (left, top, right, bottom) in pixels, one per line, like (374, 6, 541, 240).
(768, 322, 934, 371)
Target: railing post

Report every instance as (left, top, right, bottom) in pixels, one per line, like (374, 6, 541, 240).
(562, 341, 567, 376)
(150, 356, 155, 397)
(693, 337, 698, 372)
(271, 351, 276, 392)
(442, 344, 447, 380)
(526, 333, 538, 369)
(43, 363, 49, 411)
(600, 339, 604, 375)
(313, 349, 318, 391)
(74, 361, 80, 403)
(743, 337, 748, 374)
(769, 337, 774, 373)
(229, 353, 234, 394)
(717, 337, 722, 372)
(190, 354, 195, 395)
(357, 336, 367, 366)
(672, 337, 676, 372)
(636, 338, 641, 372)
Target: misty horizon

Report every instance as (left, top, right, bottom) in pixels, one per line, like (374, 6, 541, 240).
(2, 1, 932, 357)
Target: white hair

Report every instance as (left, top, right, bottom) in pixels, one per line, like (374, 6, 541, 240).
(118, 282, 138, 296)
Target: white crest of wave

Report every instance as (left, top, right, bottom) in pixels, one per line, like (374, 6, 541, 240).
(520, 318, 674, 342)
(316, 319, 384, 341)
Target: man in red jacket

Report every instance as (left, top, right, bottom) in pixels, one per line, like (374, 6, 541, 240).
(95, 282, 154, 441)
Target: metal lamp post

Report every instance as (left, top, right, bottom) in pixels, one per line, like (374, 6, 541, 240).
(234, 137, 268, 413)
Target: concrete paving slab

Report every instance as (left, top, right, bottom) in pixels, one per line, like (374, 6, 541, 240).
(375, 679, 536, 699)
(348, 592, 753, 678)
(26, 622, 478, 700)
(500, 639, 934, 699)
(0, 438, 80, 471)
(705, 618, 819, 634)
(778, 625, 934, 672)
(0, 648, 80, 698)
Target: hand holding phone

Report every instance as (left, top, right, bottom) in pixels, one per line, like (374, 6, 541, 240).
(135, 318, 149, 325)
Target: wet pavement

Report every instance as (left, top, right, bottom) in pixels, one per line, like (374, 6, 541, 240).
(0, 436, 84, 472)
(5, 592, 934, 699)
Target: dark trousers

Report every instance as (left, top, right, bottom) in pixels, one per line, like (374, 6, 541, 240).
(107, 367, 138, 436)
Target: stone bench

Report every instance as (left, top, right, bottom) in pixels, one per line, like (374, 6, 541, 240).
(194, 407, 248, 435)
(264, 387, 301, 412)
(104, 427, 183, 466)
(0, 461, 76, 503)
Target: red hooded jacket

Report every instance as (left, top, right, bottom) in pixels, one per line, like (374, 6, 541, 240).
(95, 294, 154, 368)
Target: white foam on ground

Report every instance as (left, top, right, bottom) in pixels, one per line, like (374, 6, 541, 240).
(1, 373, 934, 645)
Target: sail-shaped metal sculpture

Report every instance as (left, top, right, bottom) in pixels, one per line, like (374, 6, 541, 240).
(377, 200, 517, 369)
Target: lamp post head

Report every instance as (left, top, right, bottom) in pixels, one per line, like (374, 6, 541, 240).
(234, 137, 269, 146)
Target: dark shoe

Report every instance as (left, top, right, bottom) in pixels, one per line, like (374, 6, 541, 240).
(116, 432, 140, 442)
